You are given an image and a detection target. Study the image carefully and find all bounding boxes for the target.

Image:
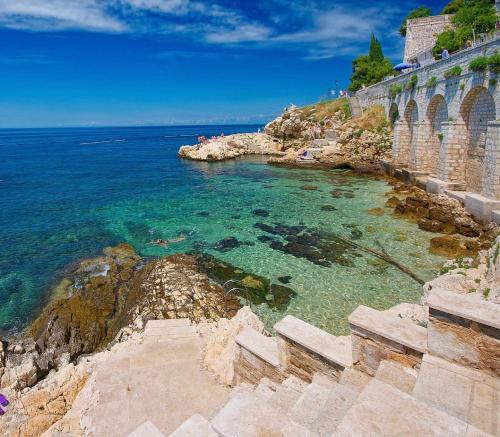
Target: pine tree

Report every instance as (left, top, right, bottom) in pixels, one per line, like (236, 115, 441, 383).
(369, 34, 384, 62)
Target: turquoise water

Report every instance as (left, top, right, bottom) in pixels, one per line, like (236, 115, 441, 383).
(0, 126, 445, 334)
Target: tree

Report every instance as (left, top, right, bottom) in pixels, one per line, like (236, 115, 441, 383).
(433, 0, 497, 58)
(349, 37, 395, 93)
(441, 0, 464, 14)
(399, 6, 432, 37)
(369, 34, 384, 62)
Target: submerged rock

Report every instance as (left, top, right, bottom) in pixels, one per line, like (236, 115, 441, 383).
(321, 205, 337, 212)
(254, 222, 359, 267)
(214, 237, 241, 252)
(278, 275, 292, 284)
(300, 185, 318, 191)
(195, 254, 297, 310)
(252, 209, 270, 217)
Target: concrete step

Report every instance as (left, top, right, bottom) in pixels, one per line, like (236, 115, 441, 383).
(335, 379, 488, 436)
(290, 381, 333, 428)
(269, 375, 308, 414)
(128, 421, 166, 437)
(338, 368, 372, 394)
(412, 354, 500, 436)
(169, 414, 218, 437)
(211, 388, 316, 437)
(144, 319, 198, 343)
(312, 383, 359, 436)
(254, 377, 278, 401)
(375, 360, 418, 394)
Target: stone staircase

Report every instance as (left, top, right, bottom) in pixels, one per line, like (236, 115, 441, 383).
(127, 287, 500, 437)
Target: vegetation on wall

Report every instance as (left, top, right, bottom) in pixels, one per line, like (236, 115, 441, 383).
(349, 34, 395, 93)
(389, 84, 404, 98)
(433, 0, 497, 59)
(469, 56, 489, 71)
(488, 52, 500, 73)
(444, 65, 463, 78)
(399, 6, 432, 37)
(426, 76, 439, 87)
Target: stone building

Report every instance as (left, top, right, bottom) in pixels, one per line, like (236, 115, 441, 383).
(356, 37, 500, 224)
(404, 15, 453, 67)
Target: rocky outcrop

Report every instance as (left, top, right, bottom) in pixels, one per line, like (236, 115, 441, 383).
(268, 105, 392, 171)
(425, 235, 500, 304)
(178, 133, 281, 161)
(386, 184, 499, 257)
(0, 246, 238, 393)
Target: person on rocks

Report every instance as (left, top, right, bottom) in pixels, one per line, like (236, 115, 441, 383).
(0, 393, 9, 415)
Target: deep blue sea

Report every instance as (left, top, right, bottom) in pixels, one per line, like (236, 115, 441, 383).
(0, 125, 445, 334)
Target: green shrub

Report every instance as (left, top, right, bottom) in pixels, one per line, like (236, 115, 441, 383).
(483, 288, 491, 299)
(444, 66, 462, 79)
(437, 133, 444, 142)
(488, 52, 500, 74)
(490, 78, 498, 87)
(426, 76, 438, 88)
(459, 82, 465, 91)
(389, 84, 403, 98)
(469, 56, 488, 72)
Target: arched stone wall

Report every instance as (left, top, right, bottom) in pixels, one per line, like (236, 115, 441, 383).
(460, 87, 496, 193)
(426, 95, 448, 175)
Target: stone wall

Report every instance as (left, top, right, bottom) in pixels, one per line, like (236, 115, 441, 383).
(356, 38, 500, 212)
(404, 15, 454, 65)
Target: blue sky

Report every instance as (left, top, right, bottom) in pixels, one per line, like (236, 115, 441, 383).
(0, 0, 447, 128)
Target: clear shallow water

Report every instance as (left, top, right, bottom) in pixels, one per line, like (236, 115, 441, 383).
(0, 126, 446, 334)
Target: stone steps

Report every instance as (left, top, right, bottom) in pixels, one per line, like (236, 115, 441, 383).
(143, 319, 198, 344)
(269, 376, 308, 413)
(211, 388, 316, 437)
(169, 414, 218, 437)
(128, 420, 166, 437)
(375, 360, 418, 394)
(412, 354, 500, 436)
(335, 379, 488, 436)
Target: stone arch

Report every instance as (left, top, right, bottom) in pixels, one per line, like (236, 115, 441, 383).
(459, 86, 496, 192)
(425, 95, 448, 175)
(404, 100, 419, 138)
(388, 103, 399, 126)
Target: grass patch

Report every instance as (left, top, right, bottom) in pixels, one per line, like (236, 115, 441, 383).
(302, 97, 351, 122)
(347, 105, 388, 131)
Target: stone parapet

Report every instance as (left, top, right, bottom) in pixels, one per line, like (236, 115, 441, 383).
(348, 305, 427, 376)
(426, 288, 500, 378)
(275, 315, 352, 382)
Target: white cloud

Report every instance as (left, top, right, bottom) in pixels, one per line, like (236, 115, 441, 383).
(0, 0, 410, 60)
(0, 0, 126, 32)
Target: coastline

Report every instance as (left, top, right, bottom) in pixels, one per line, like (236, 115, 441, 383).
(2, 105, 499, 435)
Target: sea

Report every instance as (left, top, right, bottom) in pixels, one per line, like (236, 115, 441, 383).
(0, 125, 446, 334)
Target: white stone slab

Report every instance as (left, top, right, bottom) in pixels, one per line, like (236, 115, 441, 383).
(426, 288, 500, 330)
(465, 193, 500, 224)
(427, 177, 466, 195)
(492, 210, 500, 226)
(274, 315, 352, 368)
(235, 328, 280, 367)
(348, 305, 427, 353)
(445, 190, 469, 203)
(128, 421, 166, 437)
(169, 414, 218, 437)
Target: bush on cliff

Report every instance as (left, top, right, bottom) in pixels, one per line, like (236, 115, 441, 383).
(302, 98, 351, 122)
(349, 34, 394, 92)
(399, 6, 432, 37)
